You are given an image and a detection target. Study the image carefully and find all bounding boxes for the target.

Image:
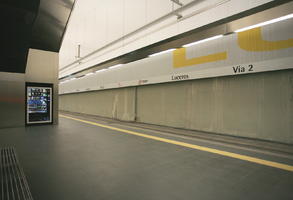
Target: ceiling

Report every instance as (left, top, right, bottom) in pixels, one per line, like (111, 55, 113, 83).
(0, 0, 75, 73)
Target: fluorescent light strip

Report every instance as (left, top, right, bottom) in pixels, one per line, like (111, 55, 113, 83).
(108, 64, 122, 69)
(95, 68, 107, 73)
(149, 49, 176, 57)
(85, 72, 94, 76)
(235, 13, 293, 33)
(183, 35, 223, 48)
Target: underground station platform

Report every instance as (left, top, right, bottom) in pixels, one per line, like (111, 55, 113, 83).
(1, 1, 293, 200)
(0, 112, 292, 200)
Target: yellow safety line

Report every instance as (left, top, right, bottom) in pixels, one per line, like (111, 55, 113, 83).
(60, 114, 293, 172)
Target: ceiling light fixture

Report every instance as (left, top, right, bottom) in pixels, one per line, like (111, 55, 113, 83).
(183, 35, 223, 48)
(235, 13, 293, 32)
(95, 68, 107, 73)
(108, 64, 123, 69)
(85, 72, 94, 76)
(149, 49, 176, 57)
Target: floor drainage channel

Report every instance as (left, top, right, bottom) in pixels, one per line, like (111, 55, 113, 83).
(0, 147, 33, 200)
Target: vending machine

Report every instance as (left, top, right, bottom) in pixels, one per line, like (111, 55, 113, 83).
(25, 82, 53, 125)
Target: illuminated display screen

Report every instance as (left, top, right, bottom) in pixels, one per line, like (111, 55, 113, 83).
(26, 85, 52, 124)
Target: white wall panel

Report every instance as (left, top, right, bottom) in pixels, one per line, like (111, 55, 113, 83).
(108, 0, 124, 42)
(178, 0, 230, 34)
(124, 0, 147, 33)
(146, 0, 172, 22)
(122, 32, 148, 54)
(153, 22, 179, 42)
(60, 0, 274, 77)
(83, 2, 106, 55)
(60, 19, 293, 94)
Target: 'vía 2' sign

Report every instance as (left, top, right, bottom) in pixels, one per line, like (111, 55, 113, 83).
(60, 19, 293, 94)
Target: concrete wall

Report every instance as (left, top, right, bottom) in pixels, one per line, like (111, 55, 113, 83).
(59, 69, 293, 144)
(60, 87, 136, 121)
(0, 74, 25, 128)
(25, 49, 59, 125)
(136, 70, 293, 144)
(0, 49, 59, 128)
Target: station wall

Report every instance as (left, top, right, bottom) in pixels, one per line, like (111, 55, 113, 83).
(59, 69, 293, 144)
(59, 14, 293, 144)
(60, 87, 135, 121)
(59, 0, 274, 78)
(136, 70, 293, 144)
(59, 18, 293, 94)
(0, 49, 59, 128)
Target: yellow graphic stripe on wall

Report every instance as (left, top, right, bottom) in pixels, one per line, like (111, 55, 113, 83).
(173, 48, 227, 68)
(238, 27, 293, 51)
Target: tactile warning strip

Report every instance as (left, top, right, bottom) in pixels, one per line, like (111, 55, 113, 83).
(0, 147, 33, 200)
